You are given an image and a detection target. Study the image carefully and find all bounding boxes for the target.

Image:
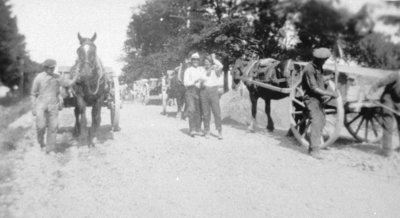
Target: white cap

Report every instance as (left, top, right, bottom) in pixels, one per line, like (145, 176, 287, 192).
(191, 52, 200, 59)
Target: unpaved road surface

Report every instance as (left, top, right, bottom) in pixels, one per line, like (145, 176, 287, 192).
(1, 91, 400, 218)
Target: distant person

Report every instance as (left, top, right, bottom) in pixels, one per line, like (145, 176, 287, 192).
(31, 59, 79, 153)
(369, 70, 400, 157)
(184, 53, 206, 137)
(301, 48, 338, 159)
(200, 54, 224, 139)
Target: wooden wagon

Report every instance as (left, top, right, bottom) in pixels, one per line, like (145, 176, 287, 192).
(58, 66, 121, 131)
(236, 61, 396, 148)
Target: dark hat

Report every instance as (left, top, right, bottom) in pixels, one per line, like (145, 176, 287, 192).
(312, 48, 331, 59)
(42, 59, 57, 68)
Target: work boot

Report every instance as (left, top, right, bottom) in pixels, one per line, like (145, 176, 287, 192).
(217, 130, 223, 140)
(188, 130, 195, 137)
(309, 149, 323, 160)
(203, 131, 210, 138)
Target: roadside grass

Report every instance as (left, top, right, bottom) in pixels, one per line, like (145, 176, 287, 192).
(0, 96, 31, 200)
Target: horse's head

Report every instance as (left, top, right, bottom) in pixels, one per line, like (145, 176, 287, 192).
(231, 56, 254, 90)
(76, 32, 97, 78)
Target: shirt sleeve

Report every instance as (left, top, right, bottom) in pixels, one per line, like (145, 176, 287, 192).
(31, 75, 40, 97)
(183, 68, 194, 86)
(376, 71, 398, 88)
(304, 65, 319, 93)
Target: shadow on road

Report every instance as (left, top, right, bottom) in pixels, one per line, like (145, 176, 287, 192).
(331, 136, 383, 156)
(56, 125, 114, 153)
(221, 117, 248, 131)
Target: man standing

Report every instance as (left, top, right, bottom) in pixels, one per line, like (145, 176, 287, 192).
(370, 70, 400, 157)
(31, 59, 78, 153)
(184, 53, 206, 137)
(200, 54, 224, 139)
(302, 48, 338, 159)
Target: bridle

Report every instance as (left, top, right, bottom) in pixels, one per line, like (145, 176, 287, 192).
(77, 41, 104, 95)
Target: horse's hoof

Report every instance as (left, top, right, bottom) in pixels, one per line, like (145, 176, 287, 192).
(266, 127, 274, 132)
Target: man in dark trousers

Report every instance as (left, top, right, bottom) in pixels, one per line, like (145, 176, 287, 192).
(302, 48, 338, 159)
(370, 70, 400, 157)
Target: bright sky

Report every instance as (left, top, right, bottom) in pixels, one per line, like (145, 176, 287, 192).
(10, 0, 146, 73)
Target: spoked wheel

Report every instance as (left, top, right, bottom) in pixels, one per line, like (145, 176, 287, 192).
(344, 102, 384, 143)
(289, 80, 344, 148)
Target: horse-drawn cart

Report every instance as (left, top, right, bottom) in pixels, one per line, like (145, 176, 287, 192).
(234, 59, 395, 148)
(58, 65, 121, 131)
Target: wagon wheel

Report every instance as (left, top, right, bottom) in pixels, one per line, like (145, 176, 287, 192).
(344, 102, 384, 143)
(110, 76, 121, 132)
(289, 80, 344, 148)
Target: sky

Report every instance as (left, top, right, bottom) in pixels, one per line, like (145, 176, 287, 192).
(10, 0, 146, 74)
(9, 0, 399, 74)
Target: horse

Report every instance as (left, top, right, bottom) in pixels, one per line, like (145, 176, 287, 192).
(164, 64, 187, 119)
(231, 56, 295, 132)
(72, 32, 110, 146)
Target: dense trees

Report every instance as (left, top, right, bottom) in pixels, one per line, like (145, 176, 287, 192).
(0, 0, 38, 89)
(123, 0, 400, 81)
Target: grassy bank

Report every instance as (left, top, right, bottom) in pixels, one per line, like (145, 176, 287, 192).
(0, 96, 31, 199)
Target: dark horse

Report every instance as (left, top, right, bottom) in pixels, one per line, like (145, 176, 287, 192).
(165, 64, 187, 118)
(232, 55, 295, 132)
(72, 33, 109, 146)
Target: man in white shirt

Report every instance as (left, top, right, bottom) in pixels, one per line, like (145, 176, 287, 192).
(200, 54, 224, 139)
(184, 53, 206, 137)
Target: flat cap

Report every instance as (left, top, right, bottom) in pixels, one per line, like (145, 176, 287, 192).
(191, 52, 200, 59)
(312, 48, 331, 59)
(42, 59, 57, 68)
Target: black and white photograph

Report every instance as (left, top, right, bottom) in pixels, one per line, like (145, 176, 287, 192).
(0, 0, 400, 217)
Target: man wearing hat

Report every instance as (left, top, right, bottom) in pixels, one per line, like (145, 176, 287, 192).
(369, 70, 400, 157)
(183, 52, 206, 137)
(301, 48, 338, 159)
(31, 59, 79, 153)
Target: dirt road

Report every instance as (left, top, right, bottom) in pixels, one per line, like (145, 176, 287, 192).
(1, 91, 400, 217)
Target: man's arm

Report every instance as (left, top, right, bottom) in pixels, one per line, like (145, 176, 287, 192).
(304, 67, 337, 98)
(212, 55, 223, 77)
(30, 75, 40, 115)
(376, 72, 398, 88)
(184, 68, 195, 86)
(58, 73, 79, 87)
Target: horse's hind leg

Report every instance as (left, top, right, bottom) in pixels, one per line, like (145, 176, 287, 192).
(248, 91, 258, 133)
(264, 98, 275, 132)
(73, 106, 80, 137)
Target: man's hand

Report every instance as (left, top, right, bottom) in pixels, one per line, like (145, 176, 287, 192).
(369, 84, 378, 96)
(330, 91, 338, 98)
(58, 96, 64, 110)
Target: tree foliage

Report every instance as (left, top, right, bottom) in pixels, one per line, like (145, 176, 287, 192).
(123, 0, 400, 81)
(0, 0, 39, 88)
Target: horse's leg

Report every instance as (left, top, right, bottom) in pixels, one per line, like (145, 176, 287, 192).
(89, 98, 102, 146)
(76, 96, 88, 145)
(73, 106, 80, 137)
(248, 90, 258, 133)
(264, 97, 275, 132)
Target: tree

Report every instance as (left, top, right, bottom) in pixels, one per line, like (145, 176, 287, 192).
(0, 0, 30, 87)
